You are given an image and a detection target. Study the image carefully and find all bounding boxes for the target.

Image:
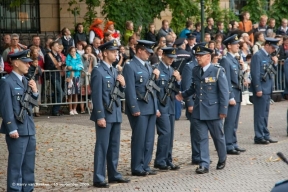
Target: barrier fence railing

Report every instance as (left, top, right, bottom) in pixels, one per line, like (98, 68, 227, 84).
(1, 70, 91, 115)
(42, 69, 91, 114)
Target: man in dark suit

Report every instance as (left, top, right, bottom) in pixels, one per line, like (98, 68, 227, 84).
(0, 50, 38, 192)
(250, 38, 279, 144)
(90, 40, 129, 188)
(176, 45, 229, 174)
(123, 40, 160, 176)
(154, 47, 181, 171)
(220, 34, 246, 155)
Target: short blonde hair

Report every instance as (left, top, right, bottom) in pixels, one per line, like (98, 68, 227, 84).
(260, 15, 268, 21)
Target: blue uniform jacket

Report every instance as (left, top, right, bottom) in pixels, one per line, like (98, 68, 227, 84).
(90, 61, 124, 123)
(182, 64, 229, 120)
(155, 62, 180, 115)
(220, 53, 242, 102)
(181, 61, 198, 107)
(123, 56, 158, 115)
(250, 49, 275, 95)
(0, 73, 37, 135)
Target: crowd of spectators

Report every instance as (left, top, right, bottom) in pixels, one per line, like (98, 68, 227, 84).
(1, 12, 288, 115)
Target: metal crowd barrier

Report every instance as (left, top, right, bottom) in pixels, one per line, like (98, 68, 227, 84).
(41, 69, 91, 115)
(241, 61, 286, 95)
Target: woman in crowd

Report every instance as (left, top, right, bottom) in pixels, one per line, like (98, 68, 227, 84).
(124, 20, 142, 45)
(74, 23, 87, 47)
(80, 45, 96, 113)
(252, 32, 265, 54)
(145, 23, 157, 42)
(103, 32, 113, 43)
(104, 20, 121, 45)
(149, 46, 163, 65)
(59, 27, 75, 56)
(241, 33, 254, 51)
(239, 41, 251, 62)
(65, 47, 84, 115)
(118, 45, 128, 66)
(89, 18, 104, 44)
(29, 46, 44, 117)
(76, 41, 85, 56)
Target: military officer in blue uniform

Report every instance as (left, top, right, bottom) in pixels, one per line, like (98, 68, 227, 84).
(176, 45, 229, 174)
(123, 40, 160, 176)
(154, 47, 181, 170)
(90, 40, 130, 188)
(220, 34, 246, 155)
(172, 38, 191, 120)
(250, 38, 279, 144)
(0, 50, 38, 192)
(181, 43, 206, 165)
(185, 33, 197, 63)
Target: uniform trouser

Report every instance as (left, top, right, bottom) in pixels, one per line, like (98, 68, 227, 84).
(253, 94, 271, 141)
(175, 100, 182, 120)
(188, 114, 200, 162)
(127, 114, 156, 173)
(51, 79, 64, 115)
(155, 114, 175, 166)
(5, 135, 36, 192)
(192, 118, 226, 169)
(93, 122, 122, 183)
(224, 102, 241, 151)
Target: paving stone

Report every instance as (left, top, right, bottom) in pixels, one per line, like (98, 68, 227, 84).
(0, 102, 288, 191)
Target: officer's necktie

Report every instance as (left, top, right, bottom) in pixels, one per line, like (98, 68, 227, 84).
(201, 68, 204, 76)
(110, 66, 114, 76)
(144, 62, 149, 72)
(168, 67, 171, 78)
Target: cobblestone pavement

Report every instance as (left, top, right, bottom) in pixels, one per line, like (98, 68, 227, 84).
(1, 102, 288, 192)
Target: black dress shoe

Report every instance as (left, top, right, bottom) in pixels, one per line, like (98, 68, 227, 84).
(109, 177, 130, 183)
(93, 181, 109, 188)
(154, 164, 169, 170)
(254, 139, 270, 144)
(216, 160, 226, 170)
(196, 166, 209, 174)
(131, 171, 148, 176)
(267, 138, 278, 143)
(147, 170, 157, 175)
(235, 147, 246, 152)
(227, 149, 240, 155)
(168, 163, 180, 170)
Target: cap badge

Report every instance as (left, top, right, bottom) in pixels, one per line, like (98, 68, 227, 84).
(235, 36, 238, 40)
(26, 51, 30, 58)
(113, 40, 117, 46)
(172, 49, 176, 54)
(196, 46, 201, 52)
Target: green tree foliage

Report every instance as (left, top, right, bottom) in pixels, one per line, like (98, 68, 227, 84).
(166, 0, 199, 34)
(67, 0, 81, 26)
(269, 0, 288, 27)
(80, 0, 101, 30)
(102, 0, 166, 35)
(241, 0, 268, 23)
